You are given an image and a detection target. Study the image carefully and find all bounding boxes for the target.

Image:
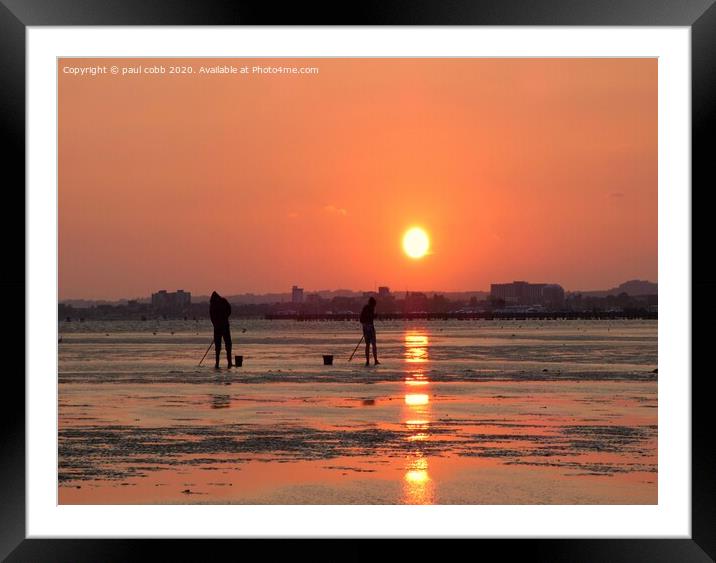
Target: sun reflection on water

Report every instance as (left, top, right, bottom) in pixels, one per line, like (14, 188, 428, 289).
(403, 454, 434, 504)
(402, 329, 435, 504)
(404, 333, 429, 364)
(404, 393, 429, 406)
(405, 456, 429, 482)
(405, 379, 429, 386)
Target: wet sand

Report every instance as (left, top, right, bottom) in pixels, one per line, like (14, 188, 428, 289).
(58, 320, 657, 504)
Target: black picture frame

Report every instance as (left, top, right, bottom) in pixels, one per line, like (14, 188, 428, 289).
(2, 1, 713, 560)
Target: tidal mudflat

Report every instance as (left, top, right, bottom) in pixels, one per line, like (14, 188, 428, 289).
(58, 319, 657, 504)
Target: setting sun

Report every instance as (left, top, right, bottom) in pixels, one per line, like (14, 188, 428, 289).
(402, 227, 430, 259)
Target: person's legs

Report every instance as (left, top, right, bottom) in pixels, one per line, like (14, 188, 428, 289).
(224, 328, 233, 368)
(213, 329, 222, 369)
(371, 326, 379, 364)
(362, 325, 370, 366)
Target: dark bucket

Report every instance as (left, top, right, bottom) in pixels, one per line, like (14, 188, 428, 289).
(234, 355, 243, 367)
(322, 354, 334, 366)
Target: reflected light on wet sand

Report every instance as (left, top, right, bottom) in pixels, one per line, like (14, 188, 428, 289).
(405, 379, 429, 386)
(405, 470, 428, 484)
(404, 332, 429, 363)
(403, 455, 434, 504)
(405, 419, 430, 428)
(404, 393, 429, 406)
(402, 329, 434, 503)
(405, 419, 430, 442)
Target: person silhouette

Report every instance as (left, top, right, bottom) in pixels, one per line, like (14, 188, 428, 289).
(209, 291, 233, 369)
(360, 296, 380, 366)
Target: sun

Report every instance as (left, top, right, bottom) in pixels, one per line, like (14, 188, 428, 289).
(402, 227, 430, 259)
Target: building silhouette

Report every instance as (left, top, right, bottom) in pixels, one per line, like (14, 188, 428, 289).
(541, 284, 566, 308)
(490, 281, 564, 307)
(151, 289, 191, 313)
(291, 285, 304, 304)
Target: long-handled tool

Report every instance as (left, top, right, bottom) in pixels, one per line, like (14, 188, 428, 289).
(198, 339, 214, 366)
(198, 325, 248, 367)
(348, 335, 364, 362)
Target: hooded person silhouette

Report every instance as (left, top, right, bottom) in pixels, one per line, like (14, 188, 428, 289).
(359, 296, 380, 366)
(209, 291, 232, 369)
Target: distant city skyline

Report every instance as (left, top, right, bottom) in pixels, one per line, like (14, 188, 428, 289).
(60, 278, 657, 303)
(59, 58, 656, 300)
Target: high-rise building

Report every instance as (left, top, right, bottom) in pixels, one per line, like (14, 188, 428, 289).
(541, 284, 565, 307)
(151, 289, 192, 312)
(490, 281, 564, 307)
(291, 285, 304, 304)
(175, 290, 191, 308)
(378, 286, 391, 297)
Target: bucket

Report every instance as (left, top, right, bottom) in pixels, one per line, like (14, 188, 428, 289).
(234, 355, 243, 367)
(322, 354, 334, 366)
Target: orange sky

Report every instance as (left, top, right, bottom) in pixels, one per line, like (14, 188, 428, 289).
(59, 58, 657, 299)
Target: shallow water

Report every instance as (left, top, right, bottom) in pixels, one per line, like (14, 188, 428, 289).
(58, 319, 657, 504)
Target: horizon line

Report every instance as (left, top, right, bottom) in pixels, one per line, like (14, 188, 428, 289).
(59, 279, 658, 303)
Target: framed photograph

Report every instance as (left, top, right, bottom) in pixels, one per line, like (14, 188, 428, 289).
(3, 1, 713, 560)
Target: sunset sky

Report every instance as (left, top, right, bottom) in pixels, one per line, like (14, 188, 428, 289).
(59, 58, 657, 300)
